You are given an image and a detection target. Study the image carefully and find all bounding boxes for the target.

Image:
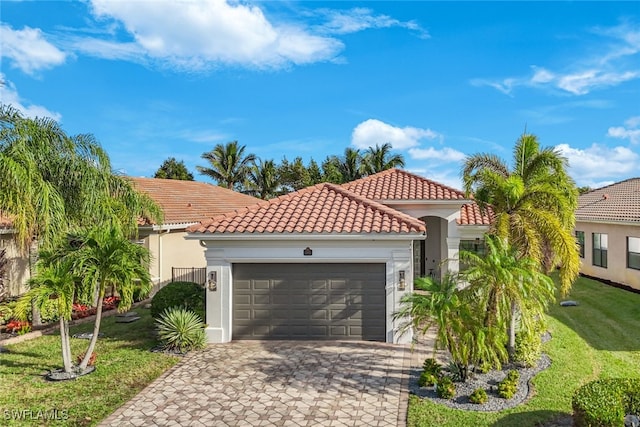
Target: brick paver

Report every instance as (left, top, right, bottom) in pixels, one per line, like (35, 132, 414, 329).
(101, 341, 412, 426)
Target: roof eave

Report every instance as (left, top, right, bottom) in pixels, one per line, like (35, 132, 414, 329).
(186, 232, 426, 241)
(575, 218, 640, 226)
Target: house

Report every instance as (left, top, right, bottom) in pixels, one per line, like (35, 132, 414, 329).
(0, 213, 31, 298)
(186, 169, 491, 344)
(575, 178, 640, 291)
(131, 178, 260, 293)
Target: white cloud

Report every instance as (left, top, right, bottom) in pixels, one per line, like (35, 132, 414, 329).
(556, 143, 639, 185)
(474, 22, 640, 96)
(0, 75, 62, 121)
(82, 0, 343, 70)
(351, 119, 441, 150)
(607, 116, 640, 144)
(408, 147, 465, 162)
(315, 8, 429, 38)
(0, 24, 66, 75)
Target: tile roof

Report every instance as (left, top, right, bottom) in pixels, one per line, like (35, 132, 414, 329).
(576, 178, 640, 223)
(342, 168, 467, 201)
(458, 203, 494, 226)
(189, 183, 426, 235)
(130, 177, 260, 226)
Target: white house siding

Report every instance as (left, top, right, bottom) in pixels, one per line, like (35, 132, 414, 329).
(191, 237, 417, 345)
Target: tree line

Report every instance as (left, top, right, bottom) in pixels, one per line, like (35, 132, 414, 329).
(154, 141, 405, 199)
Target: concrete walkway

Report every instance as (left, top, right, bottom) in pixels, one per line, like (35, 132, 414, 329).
(101, 341, 413, 426)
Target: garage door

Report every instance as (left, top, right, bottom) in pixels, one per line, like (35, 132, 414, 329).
(232, 263, 386, 341)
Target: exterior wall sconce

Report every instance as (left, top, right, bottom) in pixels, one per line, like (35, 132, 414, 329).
(398, 270, 406, 291)
(207, 271, 217, 292)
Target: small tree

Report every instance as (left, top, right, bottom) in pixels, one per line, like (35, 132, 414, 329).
(154, 157, 194, 180)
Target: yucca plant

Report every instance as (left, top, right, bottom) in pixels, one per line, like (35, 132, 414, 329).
(156, 307, 206, 353)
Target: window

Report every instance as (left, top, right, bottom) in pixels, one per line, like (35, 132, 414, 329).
(575, 231, 585, 258)
(459, 239, 485, 271)
(592, 233, 608, 268)
(628, 237, 640, 270)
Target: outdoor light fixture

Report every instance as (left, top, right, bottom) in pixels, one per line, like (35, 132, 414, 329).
(207, 271, 217, 292)
(303, 247, 313, 256)
(398, 270, 406, 291)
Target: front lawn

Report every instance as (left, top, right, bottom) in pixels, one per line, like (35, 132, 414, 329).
(0, 307, 179, 426)
(408, 275, 640, 427)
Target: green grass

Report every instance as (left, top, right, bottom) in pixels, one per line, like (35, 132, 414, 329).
(407, 276, 640, 427)
(0, 307, 179, 426)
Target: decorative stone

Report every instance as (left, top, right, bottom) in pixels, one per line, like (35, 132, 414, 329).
(116, 311, 138, 317)
(625, 414, 640, 427)
(560, 300, 578, 306)
(72, 332, 104, 339)
(115, 315, 140, 323)
(45, 365, 96, 381)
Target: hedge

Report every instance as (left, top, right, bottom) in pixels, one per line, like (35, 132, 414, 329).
(150, 281, 205, 321)
(572, 378, 640, 427)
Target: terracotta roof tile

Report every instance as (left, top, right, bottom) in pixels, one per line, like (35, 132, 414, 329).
(130, 177, 260, 225)
(189, 183, 426, 235)
(577, 178, 640, 223)
(457, 203, 494, 225)
(342, 169, 466, 201)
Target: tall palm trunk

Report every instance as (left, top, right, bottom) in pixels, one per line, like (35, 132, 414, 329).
(508, 300, 517, 359)
(59, 316, 72, 372)
(79, 286, 104, 370)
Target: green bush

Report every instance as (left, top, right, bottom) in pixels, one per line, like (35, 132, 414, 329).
(39, 298, 60, 324)
(514, 330, 542, 367)
(156, 307, 206, 353)
(469, 388, 488, 404)
(418, 371, 438, 387)
(437, 376, 456, 399)
(423, 358, 442, 376)
(506, 369, 520, 383)
(572, 378, 640, 427)
(151, 281, 205, 321)
(0, 301, 15, 325)
(498, 376, 518, 399)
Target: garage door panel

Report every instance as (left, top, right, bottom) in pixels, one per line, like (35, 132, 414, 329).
(233, 263, 385, 341)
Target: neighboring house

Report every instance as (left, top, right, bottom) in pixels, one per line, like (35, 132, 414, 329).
(186, 169, 491, 345)
(130, 178, 260, 292)
(0, 213, 32, 298)
(575, 178, 640, 291)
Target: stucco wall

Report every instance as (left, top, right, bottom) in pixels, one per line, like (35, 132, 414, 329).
(141, 230, 206, 293)
(0, 233, 31, 297)
(575, 221, 640, 290)
(195, 238, 416, 345)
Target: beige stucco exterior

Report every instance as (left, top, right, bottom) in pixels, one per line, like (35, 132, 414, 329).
(139, 227, 206, 294)
(575, 220, 640, 290)
(1, 231, 31, 297)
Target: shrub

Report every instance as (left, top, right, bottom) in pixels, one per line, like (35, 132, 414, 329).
(514, 329, 542, 367)
(436, 376, 456, 399)
(506, 369, 520, 383)
(418, 371, 438, 387)
(498, 377, 518, 399)
(572, 378, 640, 427)
(39, 298, 60, 324)
(469, 388, 488, 404)
(423, 358, 442, 376)
(0, 302, 14, 325)
(156, 307, 206, 353)
(151, 281, 205, 321)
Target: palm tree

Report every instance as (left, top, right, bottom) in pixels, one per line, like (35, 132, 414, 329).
(462, 133, 579, 295)
(245, 159, 279, 199)
(460, 234, 555, 358)
(394, 274, 507, 379)
(197, 141, 256, 190)
(0, 104, 162, 253)
(362, 143, 405, 174)
(328, 148, 364, 183)
(14, 256, 80, 373)
(62, 224, 152, 370)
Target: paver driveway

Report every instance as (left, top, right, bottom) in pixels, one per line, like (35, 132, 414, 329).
(102, 341, 411, 427)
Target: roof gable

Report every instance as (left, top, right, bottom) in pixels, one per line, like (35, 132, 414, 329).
(577, 178, 640, 223)
(130, 177, 260, 225)
(342, 168, 466, 201)
(189, 183, 426, 235)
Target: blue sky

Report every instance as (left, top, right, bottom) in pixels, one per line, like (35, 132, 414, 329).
(2, 1, 639, 189)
